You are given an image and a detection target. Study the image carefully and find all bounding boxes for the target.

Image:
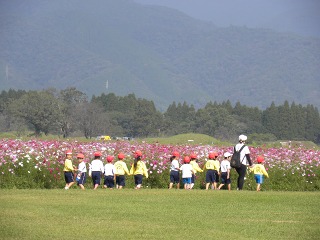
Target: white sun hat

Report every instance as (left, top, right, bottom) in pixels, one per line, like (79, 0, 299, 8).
(239, 134, 247, 141)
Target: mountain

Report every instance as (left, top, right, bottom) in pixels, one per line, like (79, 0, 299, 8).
(134, 0, 320, 38)
(0, 0, 319, 110)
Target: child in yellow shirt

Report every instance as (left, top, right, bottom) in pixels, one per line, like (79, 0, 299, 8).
(251, 156, 269, 191)
(130, 150, 148, 189)
(190, 153, 203, 189)
(114, 153, 131, 189)
(63, 150, 75, 190)
(203, 152, 220, 190)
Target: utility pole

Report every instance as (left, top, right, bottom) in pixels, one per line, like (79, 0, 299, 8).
(6, 65, 9, 82)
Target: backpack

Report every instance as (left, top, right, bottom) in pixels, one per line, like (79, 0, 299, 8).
(230, 145, 246, 168)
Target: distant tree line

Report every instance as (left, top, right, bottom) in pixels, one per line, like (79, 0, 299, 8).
(0, 88, 319, 143)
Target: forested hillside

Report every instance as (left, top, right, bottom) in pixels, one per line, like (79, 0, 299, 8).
(1, 89, 319, 143)
(0, 0, 319, 110)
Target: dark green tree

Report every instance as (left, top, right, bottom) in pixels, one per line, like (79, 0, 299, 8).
(8, 90, 61, 136)
(277, 101, 292, 139)
(289, 102, 305, 140)
(262, 102, 279, 137)
(163, 101, 196, 135)
(304, 105, 320, 142)
(131, 99, 163, 137)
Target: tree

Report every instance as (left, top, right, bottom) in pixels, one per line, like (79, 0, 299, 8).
(58, 87, 87, 138)
(262, 102, 279, 137)
(194, 108, 216, 136)
(8, 90, 61, 136)
(74, 101, 108, 139)
(130, 99, 163, 137)
(277, 101, 291, 139)
(289, 102, 305, 140)
(304, 105, 320, 142)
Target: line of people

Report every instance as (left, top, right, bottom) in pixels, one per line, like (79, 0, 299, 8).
(63, 150, 148, 190)
(170, 134, 269, 191)
(63, 135, 269, 191)
(169, 150, 232, 190)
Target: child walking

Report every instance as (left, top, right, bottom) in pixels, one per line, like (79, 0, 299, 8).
(169, 151, 180, 189)
(180, 156, 194, 190)
(104, 156, 116, 189)
(203, 152, 220, 190)
(114, 153, 130, 189)
(130, 150, 149, 189)
(251, 156, 269, 191)
(89, 152, 104, 190)
(218, 152, 232, 190)
(63, 150, 76, 190)
(190, 153, 203, 189)
(76, 153, 87, 190)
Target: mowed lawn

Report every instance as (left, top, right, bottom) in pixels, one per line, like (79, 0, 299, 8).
(0, 189, 319, 240)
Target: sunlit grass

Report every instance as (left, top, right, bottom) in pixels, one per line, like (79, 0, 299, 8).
(0, 189, 319, 239)
(142, 133, 228, 145)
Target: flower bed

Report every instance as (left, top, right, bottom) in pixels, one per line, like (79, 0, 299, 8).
(0, 139, 319, 190)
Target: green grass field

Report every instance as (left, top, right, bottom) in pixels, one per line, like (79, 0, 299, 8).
(143, 133, 219, 145)
(1, 189, 319, 240)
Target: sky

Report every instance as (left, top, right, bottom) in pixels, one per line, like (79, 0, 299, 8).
(134, 0, 320, 37)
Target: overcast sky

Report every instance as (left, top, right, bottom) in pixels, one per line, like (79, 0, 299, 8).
(134, 0, 320, 37)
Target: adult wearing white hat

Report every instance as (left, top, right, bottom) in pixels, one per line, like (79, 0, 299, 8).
(234, 134, 252, 190)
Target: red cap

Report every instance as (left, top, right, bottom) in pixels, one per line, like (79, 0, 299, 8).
(184, 156, 190, 163)
(134, 150, 142, 158)
(94, 152, 102, 157)
(66, 150, 72, 155)
(208, 152, 218, 159)
(172, 151, 180, 157)
(77, 153, 84, 159)
(106, 156, 114, 162)
(257, 156, 264, 163)
(118, 153, 125, 160)
(190, 153, 197, 159)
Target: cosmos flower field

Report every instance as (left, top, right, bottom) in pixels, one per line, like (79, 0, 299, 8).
(0, 139, 319, 191)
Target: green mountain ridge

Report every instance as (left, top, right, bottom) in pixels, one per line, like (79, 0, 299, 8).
(0, 0, 319, 110)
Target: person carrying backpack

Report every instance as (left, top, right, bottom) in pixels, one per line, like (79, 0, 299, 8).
(233, 134, 252, 190)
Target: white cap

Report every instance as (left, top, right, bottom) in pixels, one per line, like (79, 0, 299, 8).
(224, 152, 231, 158)
(239, 134, 247, 141)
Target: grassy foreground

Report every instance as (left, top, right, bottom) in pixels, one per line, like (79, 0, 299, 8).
(0, 190, 319, 240)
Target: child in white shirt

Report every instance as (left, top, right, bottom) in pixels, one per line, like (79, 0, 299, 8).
(180, 156, 194, 190)
(104, 156, 116, 189)
(76, 153, 87, 190)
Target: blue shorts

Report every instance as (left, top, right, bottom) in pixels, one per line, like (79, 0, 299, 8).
(104, 175, 115, 188)
(116, 175, 125, 186)
(134, 174, 143, 185)
(220, 172, 231, 184)
(255, 174, 264, 184)
(64, 171, 74, 183)
(182, 177, 191, 184)
(205, 170, 216, 183)
(170, 171, 180, 184)
(91, 171, 101, 185)
(77, 172, 86, 185)
(191, 174, 195, 183)
(214, 171, 219, 183)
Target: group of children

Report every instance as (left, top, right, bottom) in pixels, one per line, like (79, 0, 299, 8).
(169, 151, 231, 190)
(63, 149, 269, 191)
(63, 150, 148, 190)
(169, 151, 269, 191)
